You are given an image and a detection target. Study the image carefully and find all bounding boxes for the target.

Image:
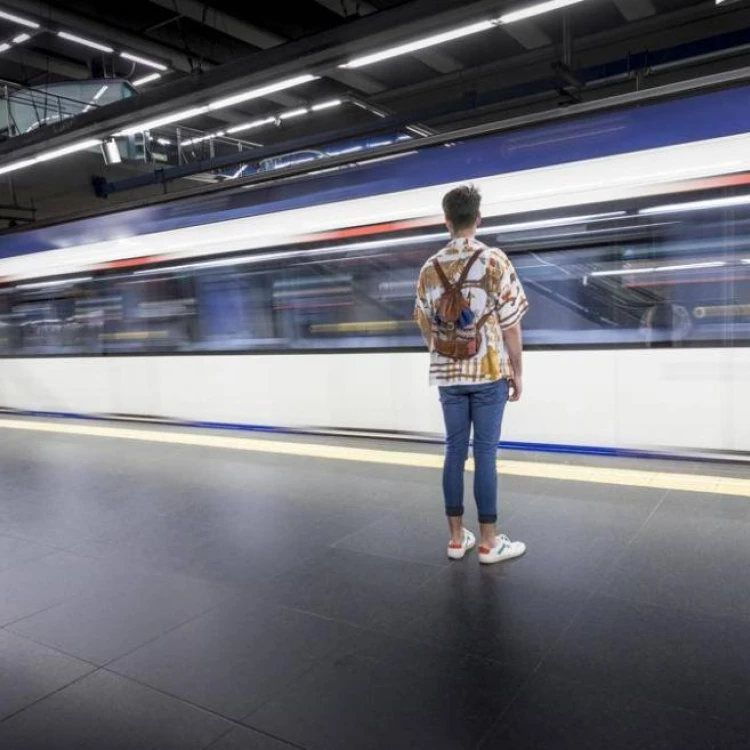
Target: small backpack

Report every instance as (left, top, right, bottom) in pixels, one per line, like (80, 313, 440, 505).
(431, 248, 493, 360)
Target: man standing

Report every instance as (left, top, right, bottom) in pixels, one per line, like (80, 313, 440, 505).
(415, 185, 528, 565)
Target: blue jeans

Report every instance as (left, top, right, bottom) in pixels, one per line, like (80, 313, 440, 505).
(438, 379, 509, 524)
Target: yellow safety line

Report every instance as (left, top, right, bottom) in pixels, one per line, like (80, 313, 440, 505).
(0, 417, 748, 498)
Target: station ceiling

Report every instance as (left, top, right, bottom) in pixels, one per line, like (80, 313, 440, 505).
(1, 0, 750, 224)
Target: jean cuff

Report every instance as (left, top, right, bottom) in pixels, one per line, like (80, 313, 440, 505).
(478, 514, 498, 524)
(445, 507, 464, 518)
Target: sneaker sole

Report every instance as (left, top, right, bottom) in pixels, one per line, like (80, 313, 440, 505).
(478, 547, 526, 565)
(447, 541, 476, 561)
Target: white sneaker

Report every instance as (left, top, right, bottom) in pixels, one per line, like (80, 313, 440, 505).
(478, 534, 526, 565)
(447, 528, 476, 560)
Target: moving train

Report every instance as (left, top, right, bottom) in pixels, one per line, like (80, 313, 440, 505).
(1, 79, 749, 457)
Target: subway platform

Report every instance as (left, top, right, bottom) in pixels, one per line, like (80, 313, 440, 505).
(0, 415, 749, 750)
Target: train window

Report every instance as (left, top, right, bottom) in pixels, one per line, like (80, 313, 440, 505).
(1, 193, 747, 356)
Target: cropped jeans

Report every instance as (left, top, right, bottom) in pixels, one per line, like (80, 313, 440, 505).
(438, 378, 509, 524)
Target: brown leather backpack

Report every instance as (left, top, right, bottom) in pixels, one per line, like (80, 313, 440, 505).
(431, 249, 493, 360)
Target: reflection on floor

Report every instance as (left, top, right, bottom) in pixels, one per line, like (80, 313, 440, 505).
(0, 417, 748, 749)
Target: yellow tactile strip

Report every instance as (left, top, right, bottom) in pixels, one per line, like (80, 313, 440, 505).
(0, 418, 748, 498)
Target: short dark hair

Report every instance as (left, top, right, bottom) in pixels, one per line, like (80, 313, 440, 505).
(442, 184, 481, 230)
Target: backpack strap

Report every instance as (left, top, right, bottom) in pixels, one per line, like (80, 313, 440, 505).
(432, 248, 483, 291)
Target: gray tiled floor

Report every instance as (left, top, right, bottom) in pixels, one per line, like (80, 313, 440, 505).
(0, 419, 748, 749)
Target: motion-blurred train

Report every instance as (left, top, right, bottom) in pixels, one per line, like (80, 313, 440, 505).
(1, 79, 749, 457)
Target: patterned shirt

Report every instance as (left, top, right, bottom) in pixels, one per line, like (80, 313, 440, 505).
(414, 237, 528, 387)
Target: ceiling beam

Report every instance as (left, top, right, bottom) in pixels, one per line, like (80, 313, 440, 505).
(3, 49, 91, 80)
(145, 0, 385, 95)
(146, 0, 286, 49)
(612, 0, 656, 21)
(503, 21, 552, 50)
(0, 0, 203, 74)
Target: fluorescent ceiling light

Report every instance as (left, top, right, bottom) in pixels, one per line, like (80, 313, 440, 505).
(120, 51, 168, 71)
(640, 195, 750, 215)
(35, 138, 103, 162)
(340, 20, 495, 68)
(312, 99, 342, 111)
(279, 107, 308, 120)
(0, 10, 39, 29)
(498, 0, 586, 24)
(590, 261, 726, 278)
(0, 43, 10, 53)
(208, 73, 318, 111)
(132, 72, 161, 87)
(0, 138, 101, 175)
(114, 105, 209, 136)
(12, 33, 31, 44)
(57, 31, 113, 53)
(226, 117, 276, 135)
(156, 138, 172, 146)
(0, 157, 36, 175)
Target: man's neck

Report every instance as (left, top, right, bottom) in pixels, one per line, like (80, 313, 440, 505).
(451, 230, 476, 241)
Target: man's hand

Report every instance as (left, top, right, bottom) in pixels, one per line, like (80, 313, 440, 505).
(509, 376, 523, 402)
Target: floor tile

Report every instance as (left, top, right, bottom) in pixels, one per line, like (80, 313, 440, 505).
(7, 571, 236, 665)
(480, 672, 750, 750)
(604, 494, 750, 621)
(0, 629, 94, 722)
(0, 669, 231, 750)
(207, 727, 300, 750)
(394, 562, 589, 669)
(256, 547, 439, 632)
(109, 598, 355, 719)
(248, 630, 525, 750)
(0, 534, 58, 573)
(0, 552, 132, 627)
(541, 595, 750, 727)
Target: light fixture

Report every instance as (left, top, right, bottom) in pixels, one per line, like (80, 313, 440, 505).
(279, 107, 308, 120)
(120, 51, 168, 71)
(132, 72, 162, 87)
(311, 99, 342, 111)
(0, 10, 39, 29)
(340, 20, 495, 68)
(81, 84, 109, 113)
(0, 138, 101, 175)
(114, 106, 209, 136)
(12, 33, 31, 44)
(0, 157, 36, 176)
(0, 43, 10, 53)
(207, 73, 318, 111)
(640, 195, 750, 215)
(101, 138, 122, 165)
(226, 117, 276, 135)
(498, 0, 586, 24)
(57, 31, 113, 53)
(35, 138, 103, 163)
(113, 74, 317, 137)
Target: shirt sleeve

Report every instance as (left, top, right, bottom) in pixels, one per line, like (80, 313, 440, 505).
(493, 252, 529, 330)
(414, 264, 433, 347)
